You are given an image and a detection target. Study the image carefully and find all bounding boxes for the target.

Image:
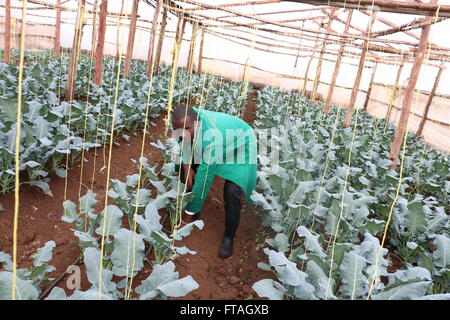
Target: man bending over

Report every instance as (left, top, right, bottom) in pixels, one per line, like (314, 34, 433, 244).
(171, 103, 257, 259)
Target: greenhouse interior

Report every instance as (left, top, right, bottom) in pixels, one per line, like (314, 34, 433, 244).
(0, 0, 449, 301)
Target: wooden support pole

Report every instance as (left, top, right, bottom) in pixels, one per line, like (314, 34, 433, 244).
(146, 0, 162, 77)
(115, 0, 125, 60)
(343, 11, 377, 128)
(54, 0, 61, 59)
(65, 0, 86, 101)
(294, 20, 305, 68)
(90, 0, 99, 58)
(94, 0, 107, 86)
(388, 0, 437, 171)
(154, 6, 167, 75)
(197, 27, 205, 73)
(363, 62, 378, 111)
(301, 36, 321, 96)
(311, 8, 336, 103)
(4, 0, 11, 63)
(324, 9, 352, 114)
(124, 0, 139, 78)
(186, 21, 199, 74)
(179, 18, 187, 49)
(171, 15, 183, 68)
(416, 65, 443, 136)
(385, 59, 405, 122)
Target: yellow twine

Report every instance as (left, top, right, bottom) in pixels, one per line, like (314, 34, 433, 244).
(11, 0, 27, 301)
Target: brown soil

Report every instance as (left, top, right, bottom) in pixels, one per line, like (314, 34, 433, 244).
(0, 90, 274, 300)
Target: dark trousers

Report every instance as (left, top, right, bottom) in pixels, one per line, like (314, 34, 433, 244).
(177, 164, 242, 239)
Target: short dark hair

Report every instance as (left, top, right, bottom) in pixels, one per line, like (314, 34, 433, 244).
(172, 103, 197, 123)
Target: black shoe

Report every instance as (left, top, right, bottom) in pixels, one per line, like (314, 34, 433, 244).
(192, 212, 201, 221)
(219, 236, 234, 258)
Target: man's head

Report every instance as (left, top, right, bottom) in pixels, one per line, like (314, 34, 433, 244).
(172, 103, 197, 140)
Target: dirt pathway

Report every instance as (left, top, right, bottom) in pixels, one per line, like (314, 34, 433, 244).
(0, 90, 273, 300)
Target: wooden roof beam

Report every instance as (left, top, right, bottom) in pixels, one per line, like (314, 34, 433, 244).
(184, 0, 281, 11)
(372, 16, 447, 37)
(285, 0, 450, 18)
(171, 0, 438, 49)
(213, 6, 332, 20)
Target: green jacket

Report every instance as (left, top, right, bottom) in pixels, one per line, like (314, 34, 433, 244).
(184, 108, 257, 213)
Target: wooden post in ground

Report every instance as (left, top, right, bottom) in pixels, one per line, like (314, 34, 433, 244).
(153, 6, 167, 75)
(363, 62, 378, 111)
(65, 0, 86, 101)
(124, 0, 139, 78)
(115, 0, 125, 60)
(187, 21, 199, 74)
(171, 15, 187, 68)
(54, 0, 62, 59)
(90, 0, 99, 57)
(4, 0, 11, 63)
(416, 64, 443, 136)
(197, 27, 205, 73)
(94, 0, 108, 85)
(385, 59, 405, 122)
(343, 10, 377, 128)
(302, 36, 319, 96)
(146, 0, 162, 77)
(311, 8, 336, 103)
(324, 9, 352, 114)
(388, 0, 437, 171)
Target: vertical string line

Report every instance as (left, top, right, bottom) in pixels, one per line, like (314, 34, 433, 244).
(11, 0, 28, 301)
(63, 1, 86, 202)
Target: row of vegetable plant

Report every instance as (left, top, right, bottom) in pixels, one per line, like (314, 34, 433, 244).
(250, 86, 449, 300)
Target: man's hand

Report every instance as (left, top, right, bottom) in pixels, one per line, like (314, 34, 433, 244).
(184, 164, 196, 191)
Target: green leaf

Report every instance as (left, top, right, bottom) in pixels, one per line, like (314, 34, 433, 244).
(306, 260, 336, 300)
(95, 205, 123, 236)
(0, 98, 18, 121)
(79, 190, 97, 216)
(360, 219, 385, 235)
(417, 294, 450, 300)
(0, 272, 39, 300)
(83, 247, 116, 294)
(27, 180, 50, 194)
(158, 276, 199, 298)
(111, 228, 145, 277)
(404, 202, 427, 235)
(68, 288, 115, 300)
(372, 281, 431, 300)
(136, 261, 198, 299)
(264, 248, 312, 295)
(154, 189, 178, 209)
(135, 203, 163, 241)
(130, 189, 152, 209)
(33, 241, 56, 267)
(252, 279, 285, 300)
(45, 287, 67, 300)
(173, 220, 204, 241)
(339, 252, 368, 299)
(432, 235, 450, 268)
(265, 233, 290, 253)
(296, 226, 325, 258)
(54, 167, 67, 178)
